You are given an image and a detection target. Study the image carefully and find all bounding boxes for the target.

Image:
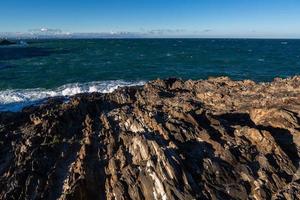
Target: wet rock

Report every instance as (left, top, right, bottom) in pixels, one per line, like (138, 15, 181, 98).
(0, 76, 300, 199)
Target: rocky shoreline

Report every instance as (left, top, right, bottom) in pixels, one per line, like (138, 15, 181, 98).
(0, 77, 300, 199)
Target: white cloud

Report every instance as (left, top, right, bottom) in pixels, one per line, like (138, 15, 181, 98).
(28, 28, 63, 35)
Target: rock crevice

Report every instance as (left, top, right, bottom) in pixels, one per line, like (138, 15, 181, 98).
(1, 77, 300, 199)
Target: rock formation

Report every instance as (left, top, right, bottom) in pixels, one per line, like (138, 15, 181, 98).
(0, 76, 300, 200)
(0, 39, 16, 46)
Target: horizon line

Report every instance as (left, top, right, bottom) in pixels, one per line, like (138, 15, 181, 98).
(1, 29, 300, 40)
(1, 36, 300, 40)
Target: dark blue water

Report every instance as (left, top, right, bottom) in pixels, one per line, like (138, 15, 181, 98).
(0, 39, 299, 111)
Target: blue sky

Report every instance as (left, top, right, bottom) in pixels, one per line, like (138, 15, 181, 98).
(1, 0, 300, 38)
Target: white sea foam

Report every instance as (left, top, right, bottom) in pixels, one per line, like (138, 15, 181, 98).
(0, 80, 145, 112)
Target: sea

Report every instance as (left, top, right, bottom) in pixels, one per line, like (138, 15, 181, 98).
(0, 39, 299, 111)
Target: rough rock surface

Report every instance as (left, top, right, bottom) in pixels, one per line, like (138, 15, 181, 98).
(0, 77, 300, 200)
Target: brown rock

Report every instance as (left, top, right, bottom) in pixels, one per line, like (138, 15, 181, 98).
(0, 76, 300, 199)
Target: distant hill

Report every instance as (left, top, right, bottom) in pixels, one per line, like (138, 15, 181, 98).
(0, 39, 16, 45)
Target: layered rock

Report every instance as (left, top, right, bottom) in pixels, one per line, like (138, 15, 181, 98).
(0, 76, 300, 200)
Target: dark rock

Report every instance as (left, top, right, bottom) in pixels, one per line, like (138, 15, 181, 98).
(0, 39, 16, 46)
(0, 76, 300, 199)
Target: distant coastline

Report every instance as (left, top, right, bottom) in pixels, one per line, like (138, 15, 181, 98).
(1, 30, 300, 40)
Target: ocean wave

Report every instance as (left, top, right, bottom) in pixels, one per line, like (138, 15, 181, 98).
(0, 80, 145, 112)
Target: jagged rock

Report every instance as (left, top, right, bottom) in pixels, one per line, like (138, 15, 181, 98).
(0, 77, 300, 200)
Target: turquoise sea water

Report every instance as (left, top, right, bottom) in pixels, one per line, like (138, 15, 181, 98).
(0, 39, 299, 111)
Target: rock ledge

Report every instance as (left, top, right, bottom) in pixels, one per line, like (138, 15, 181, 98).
(0, 77, 300, 199)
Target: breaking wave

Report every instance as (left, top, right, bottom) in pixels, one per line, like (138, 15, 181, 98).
(0, 80, 145, 112)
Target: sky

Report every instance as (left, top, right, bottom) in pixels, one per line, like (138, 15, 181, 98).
(1, 0, 300, 38)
